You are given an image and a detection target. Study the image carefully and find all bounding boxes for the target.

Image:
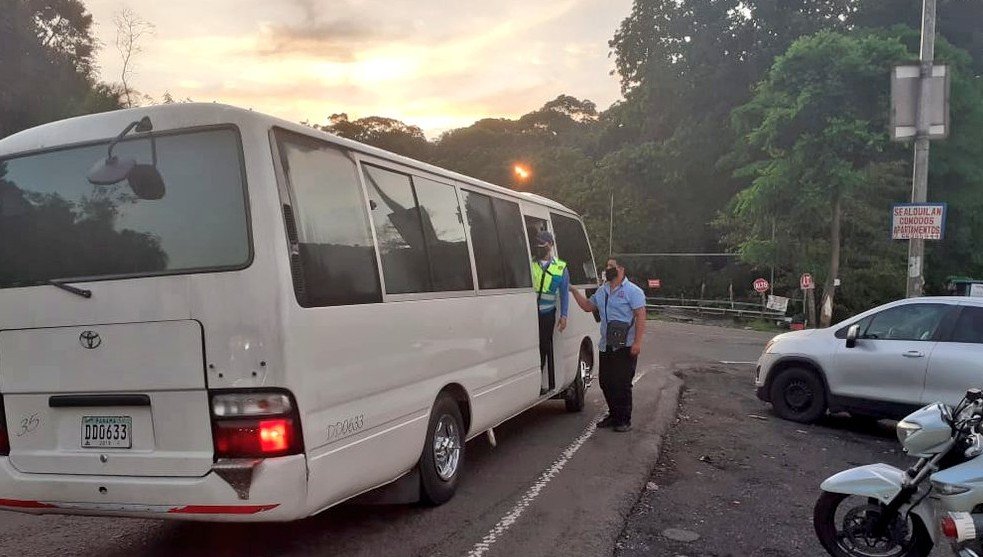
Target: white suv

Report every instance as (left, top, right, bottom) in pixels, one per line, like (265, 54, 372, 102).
(755, 296, 983, 423)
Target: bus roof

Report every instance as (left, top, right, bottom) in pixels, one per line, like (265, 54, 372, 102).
(0, 103, 580, 216)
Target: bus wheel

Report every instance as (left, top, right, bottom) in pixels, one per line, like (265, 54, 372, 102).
(420, 394, 466, 506)
(564, 354, 589, 413)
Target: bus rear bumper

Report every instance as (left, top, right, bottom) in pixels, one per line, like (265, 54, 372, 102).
(0, 455, 309, 522)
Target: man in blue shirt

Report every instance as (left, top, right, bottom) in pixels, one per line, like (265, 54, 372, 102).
(571, 258, 647, 432)
(531, 231, 569, 395)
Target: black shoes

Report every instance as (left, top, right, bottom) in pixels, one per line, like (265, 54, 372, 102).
(598, 416, 631, 431)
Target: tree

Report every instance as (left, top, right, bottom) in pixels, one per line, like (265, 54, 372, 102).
(726, 28, 983, 323)
(853, 0, 983, 73)
(113, 7, 155, 108)
(315, 113, 433, 162)
(0, 0, 121, 137)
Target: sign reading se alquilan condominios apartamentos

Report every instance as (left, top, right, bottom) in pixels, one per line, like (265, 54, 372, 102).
(892, 203, 947, 240)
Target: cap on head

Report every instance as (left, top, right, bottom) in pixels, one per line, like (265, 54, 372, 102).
(536, 230, 555, 246)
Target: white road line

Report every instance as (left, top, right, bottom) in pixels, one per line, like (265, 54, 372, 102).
(720, 361, 757, 365)
(466, 369, 649, 557)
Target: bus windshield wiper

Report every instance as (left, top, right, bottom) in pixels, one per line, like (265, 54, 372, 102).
(47, 279, 93, 299)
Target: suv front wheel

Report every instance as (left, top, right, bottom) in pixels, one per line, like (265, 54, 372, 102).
(769, 367, 827, 423)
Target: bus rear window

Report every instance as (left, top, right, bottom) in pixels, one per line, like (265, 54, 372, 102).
(0, 128, 250, 288)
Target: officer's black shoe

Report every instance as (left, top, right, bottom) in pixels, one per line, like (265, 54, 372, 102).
(597, 415, 616, 428)
(613, 423, 632, 433)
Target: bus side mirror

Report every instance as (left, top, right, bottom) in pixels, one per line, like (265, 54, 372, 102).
(846, 324, 860, 349)
(126, 164, 166, 200)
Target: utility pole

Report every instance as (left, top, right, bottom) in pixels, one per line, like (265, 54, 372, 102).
(770, 219, 776, 295)
(907, 0, 937, 297)
(608, 192, 614, 257)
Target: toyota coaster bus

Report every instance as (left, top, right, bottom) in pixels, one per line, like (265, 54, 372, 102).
(0, 103, 599, 521)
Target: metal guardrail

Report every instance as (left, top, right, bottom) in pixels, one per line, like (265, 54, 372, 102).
(646, 297, 790, 320)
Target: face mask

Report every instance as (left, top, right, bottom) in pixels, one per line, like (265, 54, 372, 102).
(536, 246, 551, 259)
(604, 267, 619, 282)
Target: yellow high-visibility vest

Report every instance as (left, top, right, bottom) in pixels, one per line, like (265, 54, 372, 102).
(531, 259, 567, 313)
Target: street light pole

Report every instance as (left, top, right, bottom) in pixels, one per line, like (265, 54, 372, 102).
(907, 0, 937, 298)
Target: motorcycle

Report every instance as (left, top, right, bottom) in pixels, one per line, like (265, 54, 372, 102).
(814, 388, 983, 557)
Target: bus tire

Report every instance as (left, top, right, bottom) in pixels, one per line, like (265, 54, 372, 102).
(564, 354, 588, 413)
(419, 394, 466, 506)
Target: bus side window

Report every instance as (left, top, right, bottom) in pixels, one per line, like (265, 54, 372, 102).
(363, 164, 431, 294)
(492, 198, 532, 288)
(362, 165, 474, 294)
(550, 213, 597, 285)
(413, 177, 473, 292)
(273, 130, 383, 307)
(462, 191, 507, 289)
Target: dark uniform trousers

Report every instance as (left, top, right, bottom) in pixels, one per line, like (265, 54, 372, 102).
(538, 311, 556, 391)
(599, 346, 638, 426)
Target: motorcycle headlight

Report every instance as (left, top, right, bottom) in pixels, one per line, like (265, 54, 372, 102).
(897, 420, 922, 443)
(931, 480, 972, 496)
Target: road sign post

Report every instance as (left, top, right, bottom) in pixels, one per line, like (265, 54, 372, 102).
(754, 278, 770, 313)
(895, 0, 941, 297)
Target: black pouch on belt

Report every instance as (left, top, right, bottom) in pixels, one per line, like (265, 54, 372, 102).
(605, 320, 631, 350)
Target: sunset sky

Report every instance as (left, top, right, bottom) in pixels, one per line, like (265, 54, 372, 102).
(82, 0, 632, 137)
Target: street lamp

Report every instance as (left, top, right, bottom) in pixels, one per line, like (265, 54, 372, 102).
(513, 163, 531, 183)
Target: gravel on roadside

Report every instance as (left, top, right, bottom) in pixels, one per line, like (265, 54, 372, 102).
(614, 363, 953, 557)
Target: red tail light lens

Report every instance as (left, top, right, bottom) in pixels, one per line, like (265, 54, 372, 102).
(941, 515, 958, 539)
(210, 390, 303, 459)
(259, 420, 290, 453)
(213, 418, 299, 458)
(0, 395, 8, 456)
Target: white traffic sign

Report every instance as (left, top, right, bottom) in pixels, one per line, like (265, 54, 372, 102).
(767, 295, 789, 313)
(753, 278, 769, 294)
(892, 203, 946, 240)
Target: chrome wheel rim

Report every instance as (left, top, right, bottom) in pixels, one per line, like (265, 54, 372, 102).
(433, 415, 461, 481)
(580, 358, 592, 389)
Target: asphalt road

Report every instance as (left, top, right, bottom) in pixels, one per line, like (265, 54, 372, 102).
(0, 321, 771, 557)
(616, 344, 956, 557)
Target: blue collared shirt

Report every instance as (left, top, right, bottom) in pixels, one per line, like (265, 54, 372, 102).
(590, 279, 646, 351)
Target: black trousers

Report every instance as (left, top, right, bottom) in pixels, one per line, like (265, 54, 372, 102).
(599, 347, 638, 425)
(538, 311, 556, 391)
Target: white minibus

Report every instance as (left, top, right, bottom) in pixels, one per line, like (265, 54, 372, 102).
(0, 104, 599, 521)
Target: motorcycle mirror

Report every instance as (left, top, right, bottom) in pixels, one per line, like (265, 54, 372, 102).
(846, 324, 860, 349)
(966, 388, 983, 402)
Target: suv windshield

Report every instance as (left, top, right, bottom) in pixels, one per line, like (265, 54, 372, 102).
(0, 127, 250, 288)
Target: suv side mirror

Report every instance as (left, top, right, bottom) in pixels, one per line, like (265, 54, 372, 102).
(846, 324, 860, 349)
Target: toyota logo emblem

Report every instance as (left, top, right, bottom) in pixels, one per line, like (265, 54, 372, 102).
(79, 331, 102, 349)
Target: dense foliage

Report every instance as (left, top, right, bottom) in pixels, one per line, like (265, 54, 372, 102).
(0, 0, 121, 137)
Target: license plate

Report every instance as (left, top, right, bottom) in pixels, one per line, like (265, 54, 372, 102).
(81, 416, 132, 449)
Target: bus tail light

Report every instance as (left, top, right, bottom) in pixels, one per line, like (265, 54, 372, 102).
(0, 395, 9, 456)
(210, 391, 303, 459)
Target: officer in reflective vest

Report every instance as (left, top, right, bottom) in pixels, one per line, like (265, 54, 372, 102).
(531, 231, 569, 395)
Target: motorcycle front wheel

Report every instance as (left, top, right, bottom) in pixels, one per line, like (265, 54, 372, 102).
(813, 491, 933, 557)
